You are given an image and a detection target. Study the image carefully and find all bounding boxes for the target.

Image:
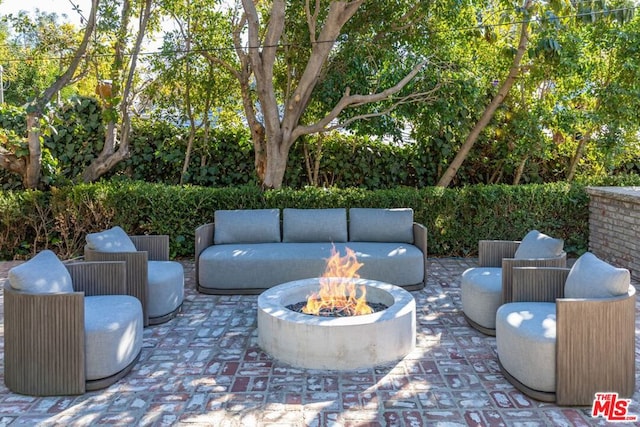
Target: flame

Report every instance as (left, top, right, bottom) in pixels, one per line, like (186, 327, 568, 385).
(302, 246, 373, 316)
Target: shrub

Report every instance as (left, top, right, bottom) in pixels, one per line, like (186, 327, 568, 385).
(0, 181, 590, 260)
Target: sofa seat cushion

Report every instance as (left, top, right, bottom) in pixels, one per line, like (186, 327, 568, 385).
(461, 267, 502, 330)
(496, 302, 556, 393)
(198, 242, 424, 291)
(84, 295, 143, 381)
(148, 261, 184, 318)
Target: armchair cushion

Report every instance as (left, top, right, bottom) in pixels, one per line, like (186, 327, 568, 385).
(564, 252, 630, 299)
(348, 208, 414, 243)
(8, 249, 73, 294)
(214, 209, 281, 244)
(496, 302, 557, 393)
(283, 208, 348, 243)
(84, 295, 143, 381)
(514, 230, 564, 260)
(86, 226, 137, 253)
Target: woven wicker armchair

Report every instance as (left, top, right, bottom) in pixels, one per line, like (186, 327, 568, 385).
(4, 252, 143, 396)
(85, 227, 184, 326)
(496, 253, 636, 405)
(461, 231, 567, 335)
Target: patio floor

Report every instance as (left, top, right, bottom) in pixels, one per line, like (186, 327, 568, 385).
(0, 257, 638, 426)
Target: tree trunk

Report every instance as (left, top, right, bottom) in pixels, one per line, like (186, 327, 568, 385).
(262, 131, 291, 189)
(513, 155, 528, 185)
(436, 0, 533, 188)
(24, 113, 42, 188)
(81, 0, 151, 183)
(1, 0, 99, 188)
(566, 133, 591, 182)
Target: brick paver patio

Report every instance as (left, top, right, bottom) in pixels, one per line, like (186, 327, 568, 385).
(0, 258, 638, 426)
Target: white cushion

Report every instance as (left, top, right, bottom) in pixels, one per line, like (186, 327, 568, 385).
(148, 261, 184, 318)
(282, 208, 347, 243)
(214, 209, 281, 244)
(8, 250, 74, 294)
(514, 230, 564, 259)
(86, 226, 137, 252)
(84, 295, 143, 381)
(496, 302, 557, 393)
(564, 252, 630, 299)
(349, 208, 414, 243)
(461, 267, 502, 330)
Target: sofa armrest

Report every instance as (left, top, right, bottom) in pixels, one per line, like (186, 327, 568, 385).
(412, 223, 427, 256)
(195, 223, 215, 287)
(510, 266, 569, 303)
(3, 284, 85, 395)
(502, 253, 567, 303)
(413, 223, 428, 286)
(556, 286, 636, 405)
(130, 235, 170, 261)
(65, 261, 127, 296)
(478, 240, 520, 267)
(84, 246, 149, 326)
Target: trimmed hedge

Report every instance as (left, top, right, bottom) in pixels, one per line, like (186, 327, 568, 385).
(0, 181, 592, 260)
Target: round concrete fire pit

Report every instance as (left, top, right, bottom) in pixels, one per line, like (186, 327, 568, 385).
(257, 278, 416, 370)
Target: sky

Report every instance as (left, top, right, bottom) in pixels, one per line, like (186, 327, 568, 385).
(1, 0, 91, 26)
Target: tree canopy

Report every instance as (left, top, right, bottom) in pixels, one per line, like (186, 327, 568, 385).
(1, 0, 639, 189)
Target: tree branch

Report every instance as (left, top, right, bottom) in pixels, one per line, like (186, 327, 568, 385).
(292, 60, 428, 140)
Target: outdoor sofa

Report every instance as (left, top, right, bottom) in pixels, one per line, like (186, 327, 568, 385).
(195, 207, 427, 294)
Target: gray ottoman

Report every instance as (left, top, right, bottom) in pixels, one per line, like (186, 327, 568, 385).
(496, 302, 556, 393)
(461, 267, 502, 334)
(148, 261, 184, 323)
(85, 295, 144, 381)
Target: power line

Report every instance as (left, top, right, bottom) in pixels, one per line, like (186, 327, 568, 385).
(0, 5, 637, 64)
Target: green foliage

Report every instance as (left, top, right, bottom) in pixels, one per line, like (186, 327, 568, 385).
(47, 97, 105, 180)
(0, 181, 594, 260)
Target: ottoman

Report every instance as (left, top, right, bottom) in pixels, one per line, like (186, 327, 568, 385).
(461, 267, 502, 335)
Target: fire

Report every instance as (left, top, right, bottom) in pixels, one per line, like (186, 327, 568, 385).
(302, 246, 373, 316)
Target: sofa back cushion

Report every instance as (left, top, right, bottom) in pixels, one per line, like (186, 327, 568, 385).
(349, 208, 414, 243)
(86, 226, 137, 252)
(564, 252, 630, 299)
(283, 208, 347, 243)
(514, 229, 564, 259)
(8, 250, 74, 293)
(214, 209, 281, 244)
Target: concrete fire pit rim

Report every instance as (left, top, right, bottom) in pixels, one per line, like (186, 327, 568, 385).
(257, 277, 415, 327)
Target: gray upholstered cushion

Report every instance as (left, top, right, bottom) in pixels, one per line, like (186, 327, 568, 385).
(214, 209, 281, 244)
(496, 302, 557, 393)
(514, 230, 564, 259)
(8, 250, 74, 293)
(564, 252, 630, 299)
(148, 261, 184, 318)
(282, 208, 347, 243)
(461, 267, 502, 330)
(84, 295, 143, 380)
(349, 208, 414, 243)
(198, 241, 424, 290)
(86, 226, 137, 252)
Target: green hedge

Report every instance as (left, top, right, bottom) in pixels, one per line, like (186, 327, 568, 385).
(1, 181, 595, 260)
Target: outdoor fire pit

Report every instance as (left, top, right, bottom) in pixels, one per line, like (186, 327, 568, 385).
(257, 277, 416, 370)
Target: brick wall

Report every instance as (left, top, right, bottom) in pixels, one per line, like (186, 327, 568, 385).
(586, 186, 640, 280)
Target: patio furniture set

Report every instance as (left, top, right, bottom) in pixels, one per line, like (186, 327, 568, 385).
(2, 209, 636, 408)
